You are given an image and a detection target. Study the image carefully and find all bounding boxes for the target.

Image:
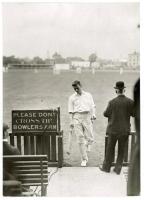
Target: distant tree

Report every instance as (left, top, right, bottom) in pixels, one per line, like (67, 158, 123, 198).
(44, 58, 55, 66)
(52, 52, 66, 64)
(22, 57, 32, 64)
(66, 56, 84, 63)
(52, 52, 61, 60)
(3, 56, 10, 66)
(89, 53, 97, 67)
(3, 55, 21, 67)
(32, 56, 45, 64)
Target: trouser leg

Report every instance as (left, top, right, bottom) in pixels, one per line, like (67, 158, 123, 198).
(79, 143, 88, 161)
(73, 117, 88, 161)
(82, 116, 94, 146)
(102, 135, 117, 172)
(115, 135, 128, 173)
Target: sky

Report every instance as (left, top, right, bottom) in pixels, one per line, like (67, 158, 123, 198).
(2, 2, 140, 60)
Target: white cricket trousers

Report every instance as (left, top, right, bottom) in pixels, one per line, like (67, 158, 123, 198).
(73, 112, 94, 161)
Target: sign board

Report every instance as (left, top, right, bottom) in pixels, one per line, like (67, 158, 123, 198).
(12, 109, 60, 133)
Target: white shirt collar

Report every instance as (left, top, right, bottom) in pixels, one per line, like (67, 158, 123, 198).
(75, 90, 85, 96)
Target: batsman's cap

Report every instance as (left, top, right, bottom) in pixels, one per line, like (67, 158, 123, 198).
(114, 81, 126, 89)
(72, 80, 81, 87)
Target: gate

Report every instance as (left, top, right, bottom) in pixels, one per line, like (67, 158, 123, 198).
(9, 107, 63, 167)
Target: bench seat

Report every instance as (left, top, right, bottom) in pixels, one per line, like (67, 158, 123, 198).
(3, 155, 48, 196)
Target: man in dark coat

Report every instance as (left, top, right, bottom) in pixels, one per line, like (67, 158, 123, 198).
(127, 79, 140, 195)
(3, 123, 20, 180)
(99, 81, 135, 174)
(3, 123, 31, 196)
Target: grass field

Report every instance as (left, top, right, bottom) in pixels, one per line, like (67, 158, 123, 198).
(3, 69, 139, 166)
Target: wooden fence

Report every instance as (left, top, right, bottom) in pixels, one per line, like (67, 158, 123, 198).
(9, 107, 63, 167)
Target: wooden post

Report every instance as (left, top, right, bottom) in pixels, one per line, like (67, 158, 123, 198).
(36, 136, 42, 154)
(124, 139, 129, 163)
(17, 136, 22, 154)
(130, 132, 136, 160)
(40, 158, 44, 196)
(30, 136, 35, 154)
(58, 132, 63, 168)
(24, 136, 29, 155)
(57, 107, 61, 132)
(9, 134, 14, 146)
(46, 135, 50, 161)
(51, 135, 56, 161)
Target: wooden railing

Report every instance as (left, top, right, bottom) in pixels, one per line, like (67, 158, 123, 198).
(3, 155, 48, 196)
(9, 131, 63, 168)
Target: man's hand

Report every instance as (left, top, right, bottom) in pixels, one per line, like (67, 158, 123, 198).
(91, 115, 96, 121)
(70, 122, 74, 129)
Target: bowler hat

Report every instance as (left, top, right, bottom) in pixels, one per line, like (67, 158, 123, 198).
(114, 81, 126, 89)
(3, 123, 9, 132)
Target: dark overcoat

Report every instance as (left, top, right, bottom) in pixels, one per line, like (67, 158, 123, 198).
(3, 141, 20, 180)
(104, 95, 134, 135)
